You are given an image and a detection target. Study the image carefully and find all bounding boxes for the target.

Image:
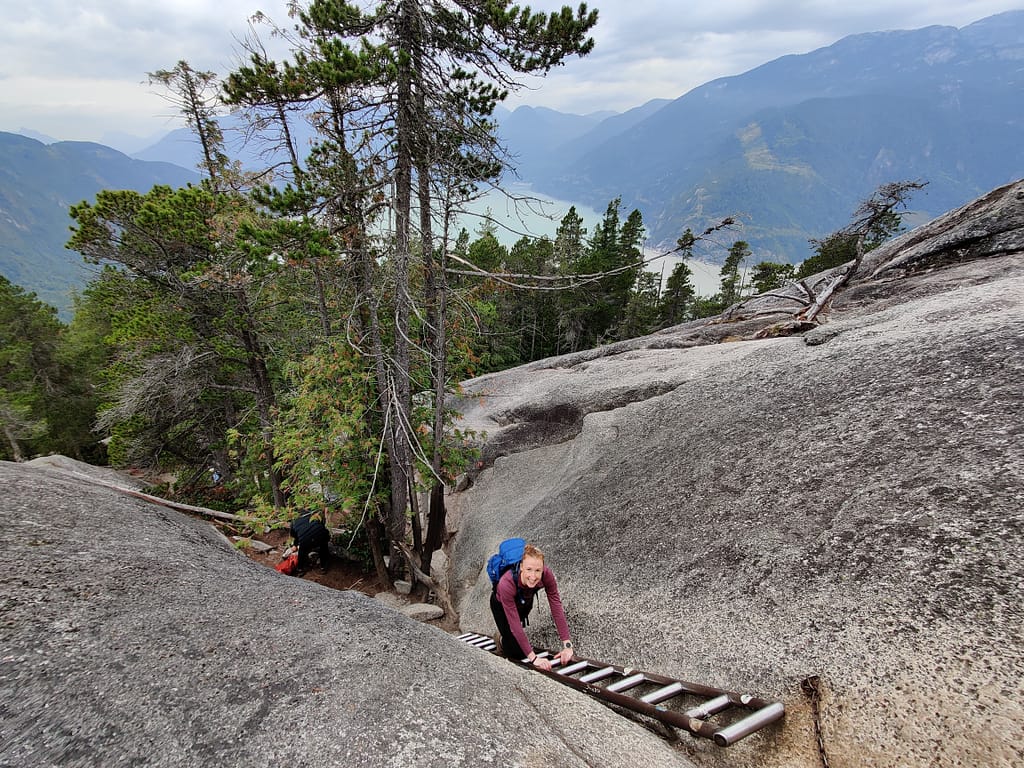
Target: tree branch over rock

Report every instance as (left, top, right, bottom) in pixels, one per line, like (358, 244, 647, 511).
(798, 180, 927, 322)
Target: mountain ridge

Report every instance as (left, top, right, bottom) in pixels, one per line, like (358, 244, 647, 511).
(0, 133, 199, 315)
(530, 11, 1024, 256)
(3, 11, 1022, 315)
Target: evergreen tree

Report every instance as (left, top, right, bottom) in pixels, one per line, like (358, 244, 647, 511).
(660, 260, 696, 327)
(227, 0, 599, 572)
(797, 181, 923, 280)
(719, 240, 751, 308)
(0, 277, 63, 461)
(659, 229, 697, 327)
(750, 261, 796, 294)
(67, 184, 296, 507)
(616, 270, 660, 340)
(567, 198, 645, 349)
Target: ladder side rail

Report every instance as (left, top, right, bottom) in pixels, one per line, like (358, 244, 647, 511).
(537, 668, 724, 741)
(543, 653, 781, 714)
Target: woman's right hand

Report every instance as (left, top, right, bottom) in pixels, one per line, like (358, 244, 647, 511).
(531, 655, 552, 671)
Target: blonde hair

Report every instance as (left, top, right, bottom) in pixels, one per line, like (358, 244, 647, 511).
(523, 544, 544, 563)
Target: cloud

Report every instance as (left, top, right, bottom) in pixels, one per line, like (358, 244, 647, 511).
(1, 0, 1020, 143)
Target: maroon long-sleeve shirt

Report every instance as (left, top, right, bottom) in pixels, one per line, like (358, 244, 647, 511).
(495, 564, 571, 657)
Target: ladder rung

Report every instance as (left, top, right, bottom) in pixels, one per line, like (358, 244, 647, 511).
(685, 694, 732, 719)
(640, 681, 685, 704)
(605, 672, 646, 693)
(712, 702, 786, 747)
(557, 661, 590, 676)
(579, 666, 616, 683)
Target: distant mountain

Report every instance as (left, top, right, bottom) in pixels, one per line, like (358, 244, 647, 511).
(6, 12, 1022, 317)
(131, 104, 621, 184)
(15, 128, 58, 145)
(527, 11, 1024, 260)
(132, 112, 324, 172)
(0, 133, 199, 317)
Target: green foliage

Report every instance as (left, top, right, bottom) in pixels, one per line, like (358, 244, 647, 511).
(0, 276, 60, 459)
(66, 182, 308, 510)
(559, 198, 645, 350)
(719, 240, 751, 308)
(273, 340, 383, 521)
(0, 276, 102, 462)
(660, 259, 696, 328)
(617, 271, 661, 340)
(795, 231, 859, 280)
(797, 180, 923, 279)
(750, 261, 796, 294)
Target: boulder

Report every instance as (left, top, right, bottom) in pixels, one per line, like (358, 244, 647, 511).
(0, 459, 694, 768)
(401, 603, 445, 622)
(449, 180, 1024, 768)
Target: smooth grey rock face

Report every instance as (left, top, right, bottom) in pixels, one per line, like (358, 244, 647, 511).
(450, 181, 1024, 768)
(0, 462, 695, 768)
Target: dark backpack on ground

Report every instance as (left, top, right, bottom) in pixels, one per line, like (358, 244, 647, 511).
(487, 538, 534, 625)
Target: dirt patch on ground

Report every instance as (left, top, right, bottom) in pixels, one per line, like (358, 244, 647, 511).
(216, 524, 460, 633)
(219, 526, 388, 595)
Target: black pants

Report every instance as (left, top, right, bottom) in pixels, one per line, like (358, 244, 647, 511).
(291, 515, 330, 570)
(297, 530, 330, 570)
(489, 590, 534, 659)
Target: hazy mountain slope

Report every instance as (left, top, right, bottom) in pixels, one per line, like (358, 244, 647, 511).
(498, 101, 667, 182)
(533, 12, 1024, 258)
(0, 132, 198, 315)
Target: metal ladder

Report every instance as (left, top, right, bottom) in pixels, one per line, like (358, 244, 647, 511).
(456, 632, 784, 747)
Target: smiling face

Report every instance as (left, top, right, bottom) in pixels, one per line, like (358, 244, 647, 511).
(519, 554, 544, 589)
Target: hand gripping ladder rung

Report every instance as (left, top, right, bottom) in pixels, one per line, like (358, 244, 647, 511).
(454, 632, 784, 747)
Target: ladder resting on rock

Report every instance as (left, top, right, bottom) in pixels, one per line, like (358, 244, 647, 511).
(456, 632, 784, 747)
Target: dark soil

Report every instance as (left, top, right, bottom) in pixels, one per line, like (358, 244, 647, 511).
(219, 525, 389, 596)
(216, 525, 461, 633)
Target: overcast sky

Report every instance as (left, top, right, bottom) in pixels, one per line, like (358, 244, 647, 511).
(2, 0, 1020, 147)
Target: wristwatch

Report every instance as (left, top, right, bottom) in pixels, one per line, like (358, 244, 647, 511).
(562, 640, 573, 650)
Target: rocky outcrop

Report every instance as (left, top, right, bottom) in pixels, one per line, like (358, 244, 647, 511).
(448, 180, 1024, 768)
(0, 460, 695, 767)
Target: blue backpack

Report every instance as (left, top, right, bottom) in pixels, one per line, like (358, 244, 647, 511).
(487, 537, 526, 588)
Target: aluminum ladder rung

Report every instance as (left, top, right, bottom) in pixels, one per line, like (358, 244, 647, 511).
(712, 702, 786, 747)
(579, 666, 616, 683)
(605, 672, 646, 693)
(685, 693, 732, 719)
(557, 660, 590, 676)
(640, 681, 685, 704)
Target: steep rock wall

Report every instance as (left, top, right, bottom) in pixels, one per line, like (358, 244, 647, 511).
(448, 181, 1024, 768)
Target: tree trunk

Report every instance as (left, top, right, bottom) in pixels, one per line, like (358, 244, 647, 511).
(237, 301, 286, 509)
(384, 0, 418, 547)
(366, 514, 391, 587)
(2, 422, 24, 462)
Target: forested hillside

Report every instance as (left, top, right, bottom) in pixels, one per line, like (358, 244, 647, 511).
(0, 133, 198, 313)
